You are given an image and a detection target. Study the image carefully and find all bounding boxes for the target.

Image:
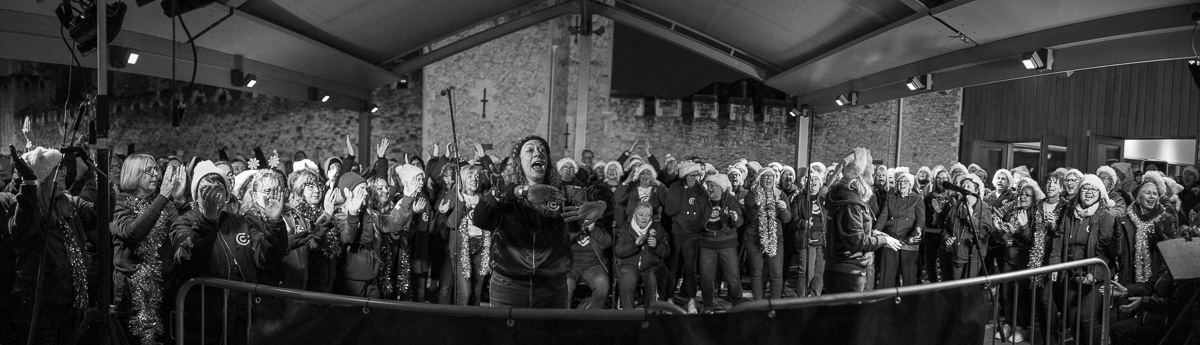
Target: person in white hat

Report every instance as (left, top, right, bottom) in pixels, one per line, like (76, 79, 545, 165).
(825, 148, 903, 293)
(1047, 174, 1117, 345)
(940, 171, 994, 281)
(663, 160, 707, 309)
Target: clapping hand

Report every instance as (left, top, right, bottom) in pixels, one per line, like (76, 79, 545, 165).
(1015, 210, 1029, 228)
(1119, 297, 1143, 313)
(323, 188, 341, 216)
(564, 201, 606, 227)
(647, 229, 658, 248)
(288, 231, 312, 250)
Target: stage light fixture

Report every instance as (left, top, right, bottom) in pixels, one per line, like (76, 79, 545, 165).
(308, 87, 330, 103)
(1021, 48, 1053, 70)
(905, 74, 932, 91)
(834, 92, 858, 106)
(370, 104, 380, 113)
(230, 69, 257, 88)
(108, 46, 138, 68)
(1187, 60, 1200, 89)
(788, 107, 799, 117)
(59, 1, 128, 56)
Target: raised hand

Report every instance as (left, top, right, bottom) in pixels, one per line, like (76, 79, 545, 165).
(563, 201, 606, 227)
(323, 188, 341, 215)
(627, 140, 639, 154)
(160, 166, 181, 200)
(1015, 210, 1029, 227)
(438, 198, 451, 213)
(345, 187, 368, 215)
(411, 197, 428, 213)
(473, 143, 485, 160)
(263, 193, 284, 221)
(644, 141, 651, 156)
(376, 138, 391, 159)
(9, 146, 36, 181)
(198, 186, 224, 221)
(345, 135, 355, 156)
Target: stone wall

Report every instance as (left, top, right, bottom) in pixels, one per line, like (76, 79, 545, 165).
(811, 89, 962, 170)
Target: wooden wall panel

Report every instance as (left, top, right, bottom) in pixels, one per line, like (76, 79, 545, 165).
(961, 59, 1200, 169)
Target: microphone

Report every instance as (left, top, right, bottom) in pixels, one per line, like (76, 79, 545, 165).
(941, 181, 979, 198)
(439, 86, 455, 96)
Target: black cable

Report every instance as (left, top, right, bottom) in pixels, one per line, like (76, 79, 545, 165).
(178, 14, 199, 112)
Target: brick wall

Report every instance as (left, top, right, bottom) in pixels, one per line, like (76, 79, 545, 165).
(811, 89, 961, 170)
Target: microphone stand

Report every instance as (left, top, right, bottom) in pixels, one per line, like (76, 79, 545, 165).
(439, 86, 464, 304)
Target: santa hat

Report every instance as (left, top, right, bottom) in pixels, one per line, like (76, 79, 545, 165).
(633, 163, 658, 181)
(960, 173, 985, 194)
(1096, 166, 1119, 185)
(605, 161, 624, 179)
(703, 163, 718, 176)
(1079, 174, 1115, 208)
(21, 146, 64, 181)
(1135, 171, 1167, 198)
(1065, 168, 1083, 183)
(190, 160, 225, 198)
(1163, 176, 1185, 199)
(767, 162, 784, 173)
(968, 164, 988, 183)
(949, 163, 969, 178)
(746, 161, 763, 174)
(705, 173, 732, 193)
(917, 166, 932, 180)
(678, 161, 703, 177)
(591, 160, 607, 173)
(780, 165, 796, 179)
(727, 159, 748, 177)
(930, 165, 947, 180)
(292, 159, 319, 174)
(1011, 166, 1031, 181)
(809, 162, 827, 179)
(1018, 177, 1046, 200)
(233, 170, 257, 201)
(840, 147, 873, 179)
(892, 167, 910, 182)
(623, 154, 645, 172)
(394, 164, 425, 187)
(663, 154, 676, 164)
(992, 169, 1012, 190)
(556, 157, 578, 172)
(895, 172, 915, 185)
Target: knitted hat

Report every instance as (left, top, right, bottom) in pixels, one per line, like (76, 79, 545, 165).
(337, 172, 367, 195)
(840, 147, 873, 179)
(1078, 174, 1115, 208)
(292, 159, 319, 174)
(556, 157, 578, 172)
(623, 154, 645, 172)
(1184, 166, 1199, 181)
(677, 161, 703, 177)
(704, 173, 731, 193)
(190, 160, 225, 198)
(993, 169, 1012, 189)
(21, 146, 64, 181)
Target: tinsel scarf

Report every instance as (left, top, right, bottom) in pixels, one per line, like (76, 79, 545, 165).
(1028, 202, 1058, 287)
(457, 208, 492, 280)
(127, 196, 173, 345)
(290, 198, 342, 259)
(1127, 206, 1164, 283)
(57, 216, 89, 310)
(755, 186, 781, 257)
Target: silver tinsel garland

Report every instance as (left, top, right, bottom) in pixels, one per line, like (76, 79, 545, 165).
(128, 197, 173, 345)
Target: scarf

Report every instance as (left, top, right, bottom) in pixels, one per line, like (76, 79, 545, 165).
(55, 215, 89, 311)
(457, 207, 491, 279)
(1127, 205, 1164, 283)
(1029, 201, 1058, 287)
(1074, 202, 1099, 220)
(290, 198, 342, 259)
(126, 195, 173, 345)
(755, 186, 781, 257)
(631, 216, 651, 238)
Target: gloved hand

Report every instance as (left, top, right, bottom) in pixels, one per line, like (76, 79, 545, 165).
(9, 146, 37, 182)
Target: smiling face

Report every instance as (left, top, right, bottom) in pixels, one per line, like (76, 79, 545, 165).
(685, 172, 701, 187)
(461, 167, 481, 193)
(1099, 174, 1116, 191)
(1079, 184, 1100, 206)
(761, 172, 777, 188)
(935, 171, 949, 185)
(639, 170, 655, 186)
(917, 170, 929, 182)
(1064, 174, 1082, 195)
(781, 170, 795, 186)
(897, 175, 913, 194)
(520, 140, 548, 184)
(1136, 184, 1160, 209)
(559, 165, 575, 181)
(231, 161, 247, 175)
(606, 165, 621, 180)
(704, 180, 724, 200)
(1017, 186, 1036, 208)
(1045, 177, 1062, 198)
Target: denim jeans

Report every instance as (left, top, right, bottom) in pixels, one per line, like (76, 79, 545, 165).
(824, 270, 871, 294)
(796, 246, 824, 296)
(453, 238, 488, 306)
(489, 272, 568, 309)
(699, 247, 742, 309)
(566, 264, 610, 309)
(745, 239, 784, 300)
(617, 265, 662, 309)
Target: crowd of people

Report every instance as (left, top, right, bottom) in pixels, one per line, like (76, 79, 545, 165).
(1, 135, 1198, 345)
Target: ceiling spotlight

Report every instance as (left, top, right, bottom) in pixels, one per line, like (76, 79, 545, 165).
(308, 87, 331, 103)
(788, 107, 799, 117)
(905, 74, 932, 91)
(1021, 48, 1053, 70)
(230, 69, 257, 88)
(835, 92, 858, 107)
(370, 104, 380, 113)
(109, 46, 138, 68)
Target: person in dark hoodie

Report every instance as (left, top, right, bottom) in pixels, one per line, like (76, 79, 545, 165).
(473, 135, 609, 309)
(824, 148, 903, 293)
(662, 160, 707, 308)
(696, 173, 745, 313)
(615, 202, 670, 310)
(171, 160, 289, 345)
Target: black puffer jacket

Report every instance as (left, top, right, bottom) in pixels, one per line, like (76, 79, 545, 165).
(824, 181, 889, 274)
(474, 183, 611, 284)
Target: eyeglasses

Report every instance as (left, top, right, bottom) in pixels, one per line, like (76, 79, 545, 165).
(1065, 177, 1080, 183)
(1080, 186, 1099, 195)
(302, 183, 321, 191)
(142, 168, 160, 177)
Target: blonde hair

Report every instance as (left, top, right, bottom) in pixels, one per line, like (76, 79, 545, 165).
(119, 154, 158, 192)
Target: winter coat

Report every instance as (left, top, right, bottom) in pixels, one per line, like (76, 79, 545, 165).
(1048, 203, 1116, 282)
(824, 181, 890, 274)
(743, 187, 794, 248)
(112, 193, 179, 276)
(614, 182, 668, 226)
(923, 189, 953, 233)
(663, 181, 711, 239)
(792, 191, 827, 247)
(873, 190, 925, 251)
(941, 197, 995, 265)
(10, 183, 95, 305)
(615, 220, 670, 272)
(1114, 204, 1178, 297)
(170, 209, 288, 285)
(335, 204, 410, 281)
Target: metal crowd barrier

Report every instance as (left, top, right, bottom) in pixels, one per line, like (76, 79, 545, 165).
(729, 258, 1113, 345)
(174, 277, 688, 345)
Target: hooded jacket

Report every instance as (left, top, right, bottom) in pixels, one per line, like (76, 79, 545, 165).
(824, 181, 890, 274)
(663, 180, 711, 238)
(171, 209, 288, 285)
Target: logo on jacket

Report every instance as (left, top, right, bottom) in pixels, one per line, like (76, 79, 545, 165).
(235, 233, 250, 246)
(709, 207, 722, 222)
(548, 201, 561, 211)
(812, 204, 822, 215)
(689, 197, 696, 205)
(422, 213, 430, 222)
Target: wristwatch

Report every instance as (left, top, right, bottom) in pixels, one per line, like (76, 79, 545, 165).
(515, 185, 529, 199)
